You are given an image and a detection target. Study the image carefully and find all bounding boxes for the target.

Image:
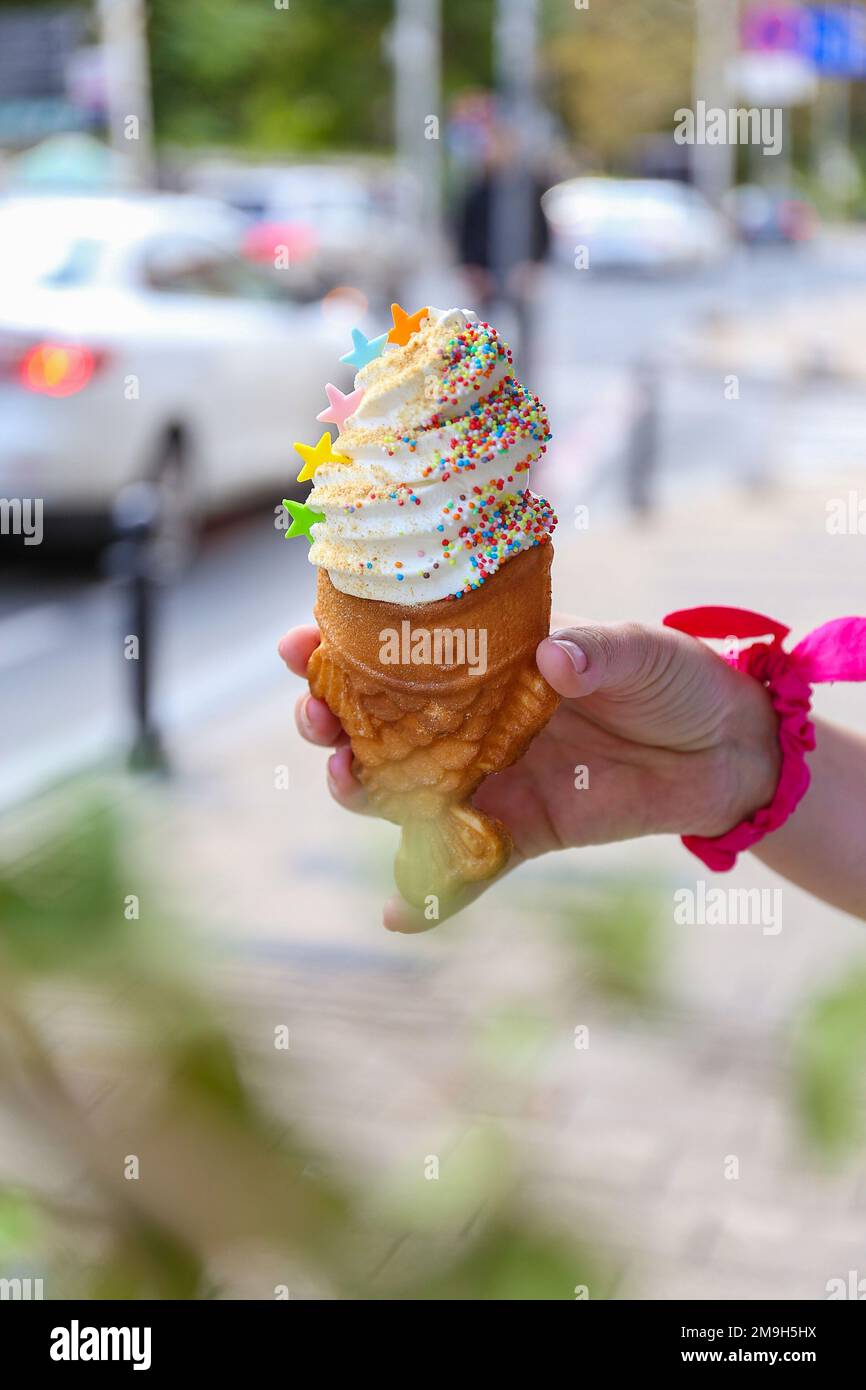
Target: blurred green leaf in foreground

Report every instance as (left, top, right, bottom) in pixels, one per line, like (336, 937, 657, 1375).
(550, 880, 669, 1006)
(793, 964, 866, 1157)
(0, 798, 603, 1299)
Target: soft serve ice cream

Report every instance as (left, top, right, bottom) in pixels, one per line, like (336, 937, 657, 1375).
(306, 307, 556, 604)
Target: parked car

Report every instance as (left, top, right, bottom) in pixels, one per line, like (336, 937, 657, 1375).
(0, 193, 346, 554)
(542, 177, 730, 272)
(187, 161, 419, 307)
(724, 185, 818, 245)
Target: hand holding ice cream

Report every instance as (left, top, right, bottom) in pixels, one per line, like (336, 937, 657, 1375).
(280, 617, 790, 932)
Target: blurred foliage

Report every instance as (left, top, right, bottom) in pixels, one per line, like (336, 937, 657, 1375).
(552, 881, 668, 1005)
(147, 0, 493, 152)
(0, 0, 687, 163)
(149, 0, 390, 151)
(0, 799, 601, 1299)
(369, 1122, 513, 1233)
(393, 1220, 603, 1300)
(0, 802, 135, 973)
(0, 1189, 43, 1253)
(474, 1002, 557, 1076)
(793, 965, 866, 1157)
(544, 0, 693, 167)
(3, 0, 865, 179)
(146, 0, 686, 161)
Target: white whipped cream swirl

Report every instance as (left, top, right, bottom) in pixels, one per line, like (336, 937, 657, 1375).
(307, 307, 555, 604)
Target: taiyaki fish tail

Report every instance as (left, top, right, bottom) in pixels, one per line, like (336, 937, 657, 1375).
(394, 803, 512, 908)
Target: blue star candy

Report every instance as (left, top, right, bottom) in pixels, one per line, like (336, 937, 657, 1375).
(340, 327, 388, 370)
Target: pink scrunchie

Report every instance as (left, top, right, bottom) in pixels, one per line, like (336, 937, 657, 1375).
(663, 606, 866, 871)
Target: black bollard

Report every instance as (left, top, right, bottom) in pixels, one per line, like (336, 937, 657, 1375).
(108, 482, 169, 774)
(625, 361, 660, 520)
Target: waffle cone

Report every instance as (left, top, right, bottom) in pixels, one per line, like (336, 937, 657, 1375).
(308, 543, 558, 907)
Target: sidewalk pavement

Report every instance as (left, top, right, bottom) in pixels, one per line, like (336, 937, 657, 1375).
(8, 466, 866, 1299)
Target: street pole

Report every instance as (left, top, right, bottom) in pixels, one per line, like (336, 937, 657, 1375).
(392, 0, 443, 260)
(96, 0, 155, 187)
(493, 0, 540, 371)
(691, 0, 738, 207)
(812, 77, 856, 211)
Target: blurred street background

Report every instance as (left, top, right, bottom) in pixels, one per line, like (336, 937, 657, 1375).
(1, 0, 866, 1300)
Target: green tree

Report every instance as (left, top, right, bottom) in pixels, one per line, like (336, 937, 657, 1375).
(543, 0, 693, 168)
(148, 0, 493, 152)
(0, 0, 692, 161)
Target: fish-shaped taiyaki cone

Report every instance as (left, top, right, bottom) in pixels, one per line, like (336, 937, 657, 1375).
(308, 541, 558, 906)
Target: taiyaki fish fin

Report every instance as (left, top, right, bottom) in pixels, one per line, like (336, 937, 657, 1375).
(477, 665, 559, 778)
(394, 804, 512, 908)
(308, 646, 379, 739)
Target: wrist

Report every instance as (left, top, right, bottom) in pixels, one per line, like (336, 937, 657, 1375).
(682, 675, 781, 839)
(663, 604, 866, 873)
(718, 675, 782, 834)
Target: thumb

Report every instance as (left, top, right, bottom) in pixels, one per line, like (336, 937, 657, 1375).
(536, 622, 655, 698)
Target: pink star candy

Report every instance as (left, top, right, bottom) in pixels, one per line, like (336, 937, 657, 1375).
(317, 383, 364, 432)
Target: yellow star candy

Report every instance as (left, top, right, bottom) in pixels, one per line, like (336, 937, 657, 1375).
(293, 431, 350, 483)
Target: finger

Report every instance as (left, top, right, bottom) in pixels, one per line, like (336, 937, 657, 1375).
(295, 693, 346, 748)
(383, 885, 476, 934)
(278, 625, 321, 677)
(326, 744, 369, 814)
(383, 894, 437, 934)
(536, 622, 656, 699)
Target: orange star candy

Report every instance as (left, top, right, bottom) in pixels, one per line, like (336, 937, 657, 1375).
(387, 303, 429, 347)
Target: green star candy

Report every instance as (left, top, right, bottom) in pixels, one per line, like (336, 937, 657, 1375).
(282, 498, 324, 542)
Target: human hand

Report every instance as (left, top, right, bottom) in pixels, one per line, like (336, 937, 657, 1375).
(279, 619, 780, 933)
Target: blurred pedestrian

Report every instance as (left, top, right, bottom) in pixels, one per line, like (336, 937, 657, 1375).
(454, 123, 550, 343)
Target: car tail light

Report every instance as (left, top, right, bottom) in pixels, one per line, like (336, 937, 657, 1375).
(241, 220, 317, 265)
(18, 342, 103, 397)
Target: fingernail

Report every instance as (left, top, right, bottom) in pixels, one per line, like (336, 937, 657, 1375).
(298, 696, 313, 733)
(550, 638, 588, 674)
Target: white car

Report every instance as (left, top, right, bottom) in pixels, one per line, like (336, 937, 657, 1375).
(0, 193, 347, 548)
(542, 177, 730, 272)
